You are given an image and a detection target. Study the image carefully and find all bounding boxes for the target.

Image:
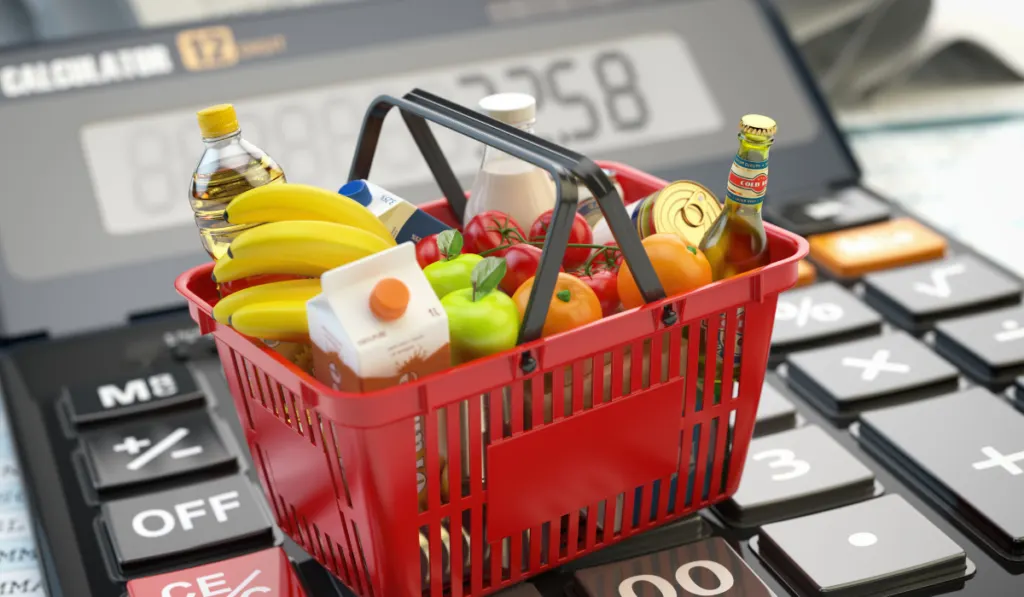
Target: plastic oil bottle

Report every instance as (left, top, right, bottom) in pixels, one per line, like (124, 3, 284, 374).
(189, 103, 286, 261)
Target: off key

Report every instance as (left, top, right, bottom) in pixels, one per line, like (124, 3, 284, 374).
(809, 217, 947, 279)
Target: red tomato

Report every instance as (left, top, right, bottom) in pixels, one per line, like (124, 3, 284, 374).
(529, 210, 593, 270)
(415, 234, 442, 268)
(463, 211, 524, 257)
(592, 242, 623, 272)
(574, 269, 619, 317)
(501, 244, 564, 295)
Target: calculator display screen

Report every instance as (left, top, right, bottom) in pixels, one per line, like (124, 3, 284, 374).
(80, 33, 727, 236)
(0, 0, 850, 337)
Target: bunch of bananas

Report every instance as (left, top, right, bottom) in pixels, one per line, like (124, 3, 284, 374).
(211, 183, 395, 343)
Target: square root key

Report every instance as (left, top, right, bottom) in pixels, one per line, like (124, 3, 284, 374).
(753, 494, 971, 596)
(864, 254, 1021, 333)
(858, 387, 1024, 560)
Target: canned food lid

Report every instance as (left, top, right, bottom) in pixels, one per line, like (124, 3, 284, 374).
(196, 104, 239, 139)
(740, 114, 777, 136)
(651, 181, 722, 246)
(480, 93, 536, 125)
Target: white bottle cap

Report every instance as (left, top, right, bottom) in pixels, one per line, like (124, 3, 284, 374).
(479, 93, 537, 126)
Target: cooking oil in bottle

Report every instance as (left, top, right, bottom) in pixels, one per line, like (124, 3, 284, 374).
(189, 103, 286, 260)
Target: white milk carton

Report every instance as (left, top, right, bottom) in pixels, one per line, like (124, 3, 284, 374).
(307, 242, 450, 509)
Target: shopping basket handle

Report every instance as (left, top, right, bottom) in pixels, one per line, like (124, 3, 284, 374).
(347, 89, 668, 366)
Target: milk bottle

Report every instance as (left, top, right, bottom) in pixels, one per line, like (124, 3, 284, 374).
(463, 93, 554, 231)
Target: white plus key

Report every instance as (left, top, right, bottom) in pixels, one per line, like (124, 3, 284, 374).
(860, 388, 1024, 559)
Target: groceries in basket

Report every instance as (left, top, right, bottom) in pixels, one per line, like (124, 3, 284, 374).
(172, 87, 809, 597)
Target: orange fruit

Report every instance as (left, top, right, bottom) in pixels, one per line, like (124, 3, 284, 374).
(617, 234, 713, 309)
(512, 273, 603, 338)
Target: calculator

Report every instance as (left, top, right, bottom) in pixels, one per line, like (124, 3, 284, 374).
(0, 0, 1021, 596)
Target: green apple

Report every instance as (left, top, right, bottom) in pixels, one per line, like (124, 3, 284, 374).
(422, 229, 484, 300)
(441, 257, 520, 365)
(424, 253, 482, 300)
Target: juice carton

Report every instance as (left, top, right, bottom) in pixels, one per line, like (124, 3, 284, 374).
(339, 180, 451, 245)
(307, 242, 450, 509)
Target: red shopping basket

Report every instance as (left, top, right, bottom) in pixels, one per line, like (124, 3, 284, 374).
(175, 89, 808, 597)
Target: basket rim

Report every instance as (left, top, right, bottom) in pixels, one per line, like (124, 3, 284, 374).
(174, 163, 809, 420)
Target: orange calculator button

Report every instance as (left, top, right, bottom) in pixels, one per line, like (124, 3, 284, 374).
(809, 217, 947, 279)
(796, 260, 817, 287)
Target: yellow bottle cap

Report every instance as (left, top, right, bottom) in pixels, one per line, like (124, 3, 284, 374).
(196, 104, 239, 139)
(739, 114, 777, 137)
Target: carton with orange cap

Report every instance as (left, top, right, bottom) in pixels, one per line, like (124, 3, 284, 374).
(307, 241, 451, 508)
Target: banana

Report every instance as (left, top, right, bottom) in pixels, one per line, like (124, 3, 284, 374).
(213, 254, 333, 283)
(225, 183, 396, 247)
(226, 220, 391, 265)
(213, 278, 322, 324)
(228, 300, 310, 342)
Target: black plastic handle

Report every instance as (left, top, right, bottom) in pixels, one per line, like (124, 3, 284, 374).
(347, 89, 668, 364)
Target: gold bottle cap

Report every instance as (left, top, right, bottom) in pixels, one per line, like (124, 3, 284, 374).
(739, 114, 777, 136)
(197, 103, 239, 139)
(650, 181, 722, 247)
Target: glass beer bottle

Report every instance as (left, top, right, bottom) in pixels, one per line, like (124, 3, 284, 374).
(697, 115, 777, 394)
(699, 114, 777, 280)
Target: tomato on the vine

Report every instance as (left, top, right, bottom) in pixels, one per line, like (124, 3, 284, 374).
(500, 244, 563, 295)
(463, 211, 524, 257)
(574, 269, 619, 317)
(415, 233, 443, 268)
(528, 210, 593, 270)
(592, 242, 623, 271)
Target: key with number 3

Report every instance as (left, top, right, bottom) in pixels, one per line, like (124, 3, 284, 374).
(714, 426, 878, 528)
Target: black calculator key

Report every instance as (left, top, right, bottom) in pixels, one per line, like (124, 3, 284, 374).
(65, 362, 203, 425)
(103, 475, 273, 568)
(863, 254, 1021, 333)
(765, 187, 890, 236)
(163, 327, 217, 362)
(80, 409, 235, 491)
(935, 305, 1024, 389)
(786, 330, 959, 421)
(496, 584, 542, 596)
(859, 388, 1024, 559)
(754, 382, 797, 437)
(573, 537, 772, 597)
(1016, 376, 1024, 413)
(754, 494, 970, 596)
(715, 425, 876, 527)
(771, 281, 883, 359)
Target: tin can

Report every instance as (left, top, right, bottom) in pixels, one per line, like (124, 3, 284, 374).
(631, 181, 722, 247)
(576, 168, 625, 229)
(420, 521, 472, 590)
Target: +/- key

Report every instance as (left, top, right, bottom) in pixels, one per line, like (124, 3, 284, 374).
(935, 305, 1024, 389)
(858, 387, 1024, 560)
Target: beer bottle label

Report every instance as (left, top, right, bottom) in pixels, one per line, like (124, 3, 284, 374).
(726, 154, 769, 206)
